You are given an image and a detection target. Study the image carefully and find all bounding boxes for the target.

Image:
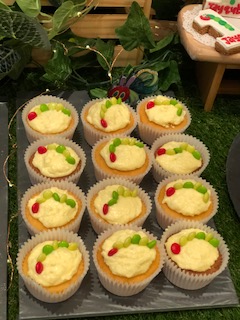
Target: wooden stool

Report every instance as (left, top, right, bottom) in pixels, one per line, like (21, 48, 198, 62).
(178, 5, 240, 112)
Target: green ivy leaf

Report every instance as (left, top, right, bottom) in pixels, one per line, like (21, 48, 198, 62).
(150, 33, 175, 53)
(6, 43, 32, 80)
(95, 39, 115, 71)
(16, 0, 41, 18)
(158, 60, 181, 91)
(0, 9, 51, 49)
(48, 1, 88, 40)
(0, 45, 21, 80)
(42, 42, 72, 86)
(115, 1, 155, 51)
(90, 88, 108, 99)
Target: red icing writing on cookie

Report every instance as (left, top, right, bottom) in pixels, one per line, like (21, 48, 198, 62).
(203, 0, 240, 18)
(193, 8, 240, 54)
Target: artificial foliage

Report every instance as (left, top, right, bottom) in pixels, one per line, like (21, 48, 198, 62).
(0, 0, 183, 96)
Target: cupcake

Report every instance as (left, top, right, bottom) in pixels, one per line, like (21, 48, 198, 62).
(92, 225, 165, 296)
(22, 95, 79, 143)
(151, 133, 210, 182)
(137, 95, 191, 145)
(154, 175, 219, 229)
(161, 221, 229, 290)
(86, 178, 152, 234)
(24, 137, 86, 184)
(80, 97, 137, 146)
(21, 181, 86, 235)
(91, 136, 153, 184)
(17, 229, 90, 303)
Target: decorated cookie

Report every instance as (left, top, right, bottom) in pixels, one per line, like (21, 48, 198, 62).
(193, 8, 240, 55)
(203, 0, 240, 18)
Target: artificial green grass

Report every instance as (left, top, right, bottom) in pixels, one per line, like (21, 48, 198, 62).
(4, 59, 240, 320)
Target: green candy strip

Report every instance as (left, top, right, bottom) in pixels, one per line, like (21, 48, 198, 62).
(112, 234, 157, 253)
(162, 143, 202, 160)
(37, 240, 78, 262)
(177, 231, 219, 248)
(35, 103, 71, 116)
(100, 97, 122, 119)
(37, 189, 76, 208)
(47, 144, 76, 165)
(172, 180, 209, 203)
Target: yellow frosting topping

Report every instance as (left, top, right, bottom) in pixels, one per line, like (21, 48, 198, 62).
(28, 187, 78, 227)
(101, 229, 156, 278)
(87, 99, 130, 132)
(27, 104, 72, 134)
(162, 179, 211, 216)
(165, 228, 219, 272)
(27, 241, 82, 287)
(145, 96, 186, 128)
(94, 185, 142, 224)
(156, 141, 202, 174)
(100, 140, 146, 171)
(32, 144, 80, 178)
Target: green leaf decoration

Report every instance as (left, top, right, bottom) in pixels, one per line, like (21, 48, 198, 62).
(6, 43, 32, 80)
(0, 2, 11, 10)
(48, 0, 64, 7)
(42, 41, 72, 86)
(115, 1, 155, 51)
(48, 1, 91, 40)
(90, 88, 108, 99)
(150, 33, 175, 53)
(158, 60, 181, 91)
(95, 38, 115, 71)
(16, 0, 41, 18)
(0, 9, 51, 49)
(0, 45, 21, 80)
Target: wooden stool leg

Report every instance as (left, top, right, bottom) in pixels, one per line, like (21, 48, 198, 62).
(196, 62, 226, 112)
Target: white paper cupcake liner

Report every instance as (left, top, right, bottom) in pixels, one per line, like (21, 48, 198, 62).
(24, 137, 86, 184)
(86, 177, 152, 234)
(22, 95, 79, 143)
(91, 136, 153, 184)
(17, 229, 90, 303)
(80, 98, 138, 146)
(160, 220, 229, 290)
(154, 174, 219, 230)
(137, 95, 192, 146)
(151, 133, 210, 183)
(92, 225, 165, 296)
(21, 181, 86, 235)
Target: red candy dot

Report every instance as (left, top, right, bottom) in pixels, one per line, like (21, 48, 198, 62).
(146, 101, 155, 109)
(103, 203, 109, 215)
(32, 202, 40, 214)
(35, 261, 43, 274)
(110, 152, 116, 162)
(108, 248, 118, 256)
(28, 112, 37, 121)
(200, 14, 210, 20)
(157, 148, 166, 156)
(166, 187, 175, 197)
(38, 146, 47, 154)
(171, 243, 181, 254)
(101, 118, 108, 128)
